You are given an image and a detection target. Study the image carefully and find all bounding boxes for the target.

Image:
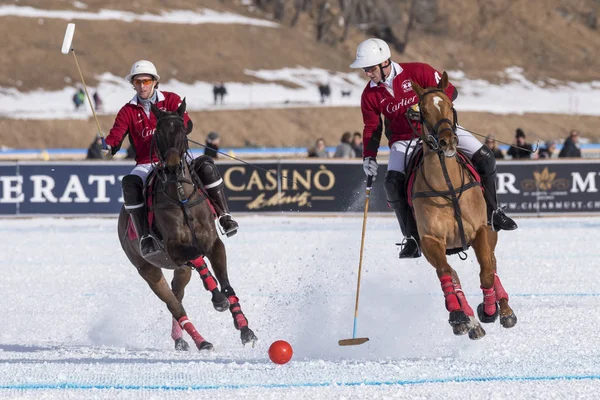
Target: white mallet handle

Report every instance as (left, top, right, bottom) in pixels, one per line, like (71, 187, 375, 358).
(61, 23, 76, 54)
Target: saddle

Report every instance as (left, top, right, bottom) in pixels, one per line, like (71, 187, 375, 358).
(405, 145, 483, 255)
(127, 170, 214, 245)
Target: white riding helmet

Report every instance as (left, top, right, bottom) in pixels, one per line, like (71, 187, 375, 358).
(349, 38, 391, 69)
(125, 60, 160, 82)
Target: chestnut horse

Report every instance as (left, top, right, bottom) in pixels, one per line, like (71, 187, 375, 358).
(409, 72, 517, 339)
(117, 100, 257, 351)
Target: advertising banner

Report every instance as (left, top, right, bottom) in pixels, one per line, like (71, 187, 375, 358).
(0, 160, 598, 215)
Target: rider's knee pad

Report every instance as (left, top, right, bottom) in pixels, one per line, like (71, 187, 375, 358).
(122, 174, 144, 205)
(471, 145, 496, 177)
(193, 155, 223, 189)
(384, 170, 406, 203)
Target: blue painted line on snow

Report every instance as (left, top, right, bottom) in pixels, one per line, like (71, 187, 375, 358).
(1, 374, 599, 391)
(513, 293, 600, 297)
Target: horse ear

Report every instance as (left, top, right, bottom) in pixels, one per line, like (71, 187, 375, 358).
(177, 98, 187, 118)
(437, 71, 449, 90)
(151, 103, 163, 119)
(411, 80, 424, 97)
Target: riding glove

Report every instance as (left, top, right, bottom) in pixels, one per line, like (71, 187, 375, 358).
(406, 104, 421, 121)
(363, 157, 378, 178)
(101, 144, 112, 157)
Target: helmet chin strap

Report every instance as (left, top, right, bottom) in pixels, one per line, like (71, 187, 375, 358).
(378, 60, 392, 84)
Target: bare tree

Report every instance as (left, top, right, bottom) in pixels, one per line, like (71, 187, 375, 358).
(248, 0, 420, 52)
(274, 0, 287, 21)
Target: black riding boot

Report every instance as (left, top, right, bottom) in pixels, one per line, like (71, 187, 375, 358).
(207, 186, 239, 237)
(193, 155, 239, 237)
(472, 146, 518, 231)
(385, 171, 421, 259)
(122, 175, 160, 257)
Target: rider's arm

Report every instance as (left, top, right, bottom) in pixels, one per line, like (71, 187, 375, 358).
(361, 93, 383, 158)
(105, 106, 131, 155)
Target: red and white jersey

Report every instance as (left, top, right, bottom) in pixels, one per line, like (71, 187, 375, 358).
(360, 62, 456, 158)
(105, 90, 192, 165)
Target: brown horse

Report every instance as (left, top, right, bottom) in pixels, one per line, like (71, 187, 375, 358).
(409, 72, 517, 340)
(117, 100, 257, 351)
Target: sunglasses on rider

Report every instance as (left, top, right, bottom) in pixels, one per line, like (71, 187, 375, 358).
(362, 65, 378, 73)
(133, 78, 154, 86)
(363, 60, 391, 73)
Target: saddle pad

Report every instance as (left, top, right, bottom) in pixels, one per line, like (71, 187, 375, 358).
(127, 173, 217, 241)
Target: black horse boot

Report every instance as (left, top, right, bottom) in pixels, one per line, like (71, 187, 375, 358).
(384, 170, 421, 259)
(472, 146, 517, 231)
(122, 174, 160, 257)
(193, 156, 239, 237)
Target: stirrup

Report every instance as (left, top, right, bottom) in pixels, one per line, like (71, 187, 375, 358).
(139, 234, 162, 258)
(490, 207, 517, 232)
(218, 213, 239, 238)
(395, 236, 422, 259)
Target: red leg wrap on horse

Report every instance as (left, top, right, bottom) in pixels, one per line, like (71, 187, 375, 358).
(228, 295, 248, 330)
(189, 257, 206, 268)
(494, 274, 509, 301)
(454, 283, 474, 317)
(171, 318, 183, 341)
(178, 316, 205, 345)
(197, 266, 218, 292)
(481, 286, 497, 316)
(440, 275, 460, 312)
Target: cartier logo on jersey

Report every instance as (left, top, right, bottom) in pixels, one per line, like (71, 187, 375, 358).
(141, 127, 156, 138)
(386, 95, 416, 114)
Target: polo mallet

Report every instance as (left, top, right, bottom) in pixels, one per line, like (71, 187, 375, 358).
(338, 175, 373, 346)
(61, 23, 106, 149)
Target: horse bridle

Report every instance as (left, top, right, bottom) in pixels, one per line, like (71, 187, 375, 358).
(408, 88, 458, 152)
(149, 114, 207, 250)
(409, 88, 476, 254)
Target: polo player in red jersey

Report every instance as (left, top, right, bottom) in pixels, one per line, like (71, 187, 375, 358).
(103, 60, 239, 258)
(350, 38, 517, 259)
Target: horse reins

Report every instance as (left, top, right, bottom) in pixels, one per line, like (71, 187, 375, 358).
(409, 89, 479, 252)
(148, 113, 208, 251)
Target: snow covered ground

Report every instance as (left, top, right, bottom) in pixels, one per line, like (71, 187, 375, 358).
(1, 215, 599, 399)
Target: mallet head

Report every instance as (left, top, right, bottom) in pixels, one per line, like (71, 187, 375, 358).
(61, 23, 75, 55)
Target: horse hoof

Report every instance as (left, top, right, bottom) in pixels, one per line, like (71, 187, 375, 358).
(500, 313, 518, 328)
(240, 327, 258, 346)
(448, 310, 470, 336)
(212, 291, 230, 312)
(174, 338, 190, 351)
(197, 341, 214, 351)
(477, 302, 499, 323)
(452, 324, 469, 336)
(468, 324, 486, 340)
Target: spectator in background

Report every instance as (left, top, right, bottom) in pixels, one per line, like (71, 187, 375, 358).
(507, 128, 533, 159)
(73, 88, 85, 111)
(204, 131, 221, 159)
(538, 140, 558, 159)
(558, 129, 582, 158)
(307, 138, 329, 158)
(86, 135, 103, 159)
(333, 131, 355, 158)
(484, 135, 504, 159)
(318, 83, 331, 104)
(213, 83, 227, 105)
(351, 131, 362, 157)
(93, 91, 103, 112)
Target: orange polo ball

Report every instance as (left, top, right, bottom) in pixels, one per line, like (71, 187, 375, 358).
(268, 340, 293, 364)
